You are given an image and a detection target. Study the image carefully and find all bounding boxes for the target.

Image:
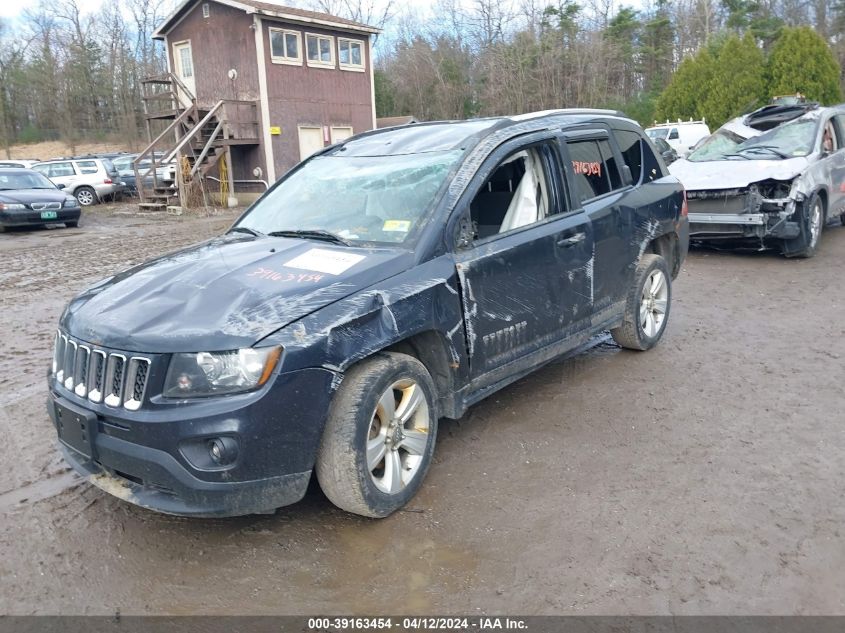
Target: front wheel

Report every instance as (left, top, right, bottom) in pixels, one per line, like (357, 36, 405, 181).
(74, 186, 97, 207)
(785, 193, 823, 258)
(611, 253, 672, 351)
(316, 352, 438, 518)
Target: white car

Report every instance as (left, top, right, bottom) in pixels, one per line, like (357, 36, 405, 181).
(646, 121, 710, 156)
(0, 159, 41, 169)
(32, 158, 124, 206)
(669, 102, 845, 258)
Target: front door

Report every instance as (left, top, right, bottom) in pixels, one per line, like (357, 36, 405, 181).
(298, 126, 324, 162)
(172, 41, 196, 105)
(453, 137, 595, 385)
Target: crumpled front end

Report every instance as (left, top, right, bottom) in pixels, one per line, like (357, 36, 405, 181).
(687, 179, 803, 244)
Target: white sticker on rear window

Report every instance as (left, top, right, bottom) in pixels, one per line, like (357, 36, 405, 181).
(283, 248, 365, 276)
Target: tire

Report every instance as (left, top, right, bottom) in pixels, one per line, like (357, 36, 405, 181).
(74, 186, 97, 207)
(611, 253, 672, 351)
(785, 193, 823, 258)
(66, 221, 79, 228)
(316, 352, 438, 518)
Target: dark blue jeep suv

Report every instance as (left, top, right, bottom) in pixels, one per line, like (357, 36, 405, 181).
(48, 109, 689, 517)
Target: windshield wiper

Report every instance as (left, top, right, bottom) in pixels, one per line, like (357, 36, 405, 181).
(738, 145, 790, 159)
(228, 226, 264, 237)
(267, 229, 351, 246)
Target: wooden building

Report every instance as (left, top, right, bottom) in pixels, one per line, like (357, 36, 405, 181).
(135, 0, 379, 208)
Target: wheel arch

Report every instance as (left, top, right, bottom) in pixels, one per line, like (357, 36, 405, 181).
(649, 231, 680, 279)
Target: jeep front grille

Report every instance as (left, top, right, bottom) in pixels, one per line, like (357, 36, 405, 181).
(52, 331, 151, 410)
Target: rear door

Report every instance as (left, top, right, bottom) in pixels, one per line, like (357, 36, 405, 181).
(452, 133, 594, 384)
(563, 130, 636, 311)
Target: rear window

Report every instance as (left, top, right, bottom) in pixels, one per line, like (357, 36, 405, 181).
(614, 130, 643, 184)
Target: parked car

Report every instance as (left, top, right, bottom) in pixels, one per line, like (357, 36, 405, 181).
(32, 157, 123, 206)
(669, 102, 845, 257)
(113, 153, 176, 196)
(645, 120, 710, 156)
(0, 168, 81, 231)
(652, 137, 679, 165)
(47, 109, 688, 518)
(0, 159, 41, 169)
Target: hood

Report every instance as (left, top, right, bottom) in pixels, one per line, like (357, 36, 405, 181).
(61, 234, 413, 353)
(668, 156, 809, 190)
(0, 188, 67, 204)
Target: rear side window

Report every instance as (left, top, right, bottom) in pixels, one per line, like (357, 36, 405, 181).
(598, 139, 622, 190)
(641, 140, 665, 182)
(614, 130, 643, 184)
(77, 160, 99, 174)
(567, 140, 611, 201)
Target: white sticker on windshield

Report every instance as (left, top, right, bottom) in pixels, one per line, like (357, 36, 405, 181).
(283, 248, 366, 276)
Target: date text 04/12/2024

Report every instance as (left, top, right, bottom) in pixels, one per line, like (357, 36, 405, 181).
(306, 617, 528, 631)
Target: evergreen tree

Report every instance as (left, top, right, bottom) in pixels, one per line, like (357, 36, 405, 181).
(767, 26, 841, 104)
(700, 33, 766, 127)
(654, 48, 716, 123)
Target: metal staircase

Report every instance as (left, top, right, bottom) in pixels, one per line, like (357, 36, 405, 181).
(136, 74, 260, 210)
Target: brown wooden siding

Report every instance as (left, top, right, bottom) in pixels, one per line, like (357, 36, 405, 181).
(259, 18, 374, 177)
(166, 1, 267, 181)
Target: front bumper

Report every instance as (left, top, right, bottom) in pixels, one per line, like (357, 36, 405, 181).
(47, 365, 337, 517)
(0, 208, 81, 227)
(688, 212, 800, 240)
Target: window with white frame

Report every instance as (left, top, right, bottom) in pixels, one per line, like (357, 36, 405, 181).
(305, 33, 334, 67)
(269, 28, 301, 64)
(338, 38, 365, 71)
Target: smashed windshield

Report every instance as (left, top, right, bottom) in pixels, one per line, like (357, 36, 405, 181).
(235, 150, 463, 245)
(687, 118, 818, 162)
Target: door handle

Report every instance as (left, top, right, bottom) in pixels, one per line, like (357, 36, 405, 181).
(556, 232, 586, 247)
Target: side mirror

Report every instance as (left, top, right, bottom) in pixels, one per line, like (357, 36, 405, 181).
(56, 183, 66, 189)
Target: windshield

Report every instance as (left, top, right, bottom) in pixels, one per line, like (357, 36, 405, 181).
(0, 171, 58, 190)
(235, 150, 463, 245)
(646, 128, 669, 140)
(112, 156, 135, 171)
(688, 118, 818, 162)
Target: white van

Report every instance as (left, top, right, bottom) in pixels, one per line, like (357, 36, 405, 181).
(645, 120, 710, 156)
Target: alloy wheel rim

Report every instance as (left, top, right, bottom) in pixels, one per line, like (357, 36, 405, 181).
(809, 201, 822, 247)
(367, 378, 430, 495)
(639, 269, 668, 339)
(78, 190, 94, 205)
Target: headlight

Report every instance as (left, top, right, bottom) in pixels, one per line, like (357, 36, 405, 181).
(0, 202, 25, 210)
(64, 197, 79, 208)
(163, 346, 282, 398)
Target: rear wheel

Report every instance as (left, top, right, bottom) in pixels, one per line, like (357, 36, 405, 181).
(316, 352, 438, 518)
(74, 186, 97, 207)
(611, 254, 672, 351)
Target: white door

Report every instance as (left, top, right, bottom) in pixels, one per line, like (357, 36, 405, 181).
(172, 41, 196, 105)
(298, 126, 324, 162)
(330, 126, 353, 144)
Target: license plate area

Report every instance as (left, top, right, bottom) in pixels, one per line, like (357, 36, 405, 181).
(40, 211, 58, 219)
(55, 401, 97, 459)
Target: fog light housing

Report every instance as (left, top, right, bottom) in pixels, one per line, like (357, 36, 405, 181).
(208, 437, 238, 465)
(179, 435, 240, 470)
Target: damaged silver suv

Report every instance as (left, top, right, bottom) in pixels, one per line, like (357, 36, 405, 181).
(670, 102, 845, 257)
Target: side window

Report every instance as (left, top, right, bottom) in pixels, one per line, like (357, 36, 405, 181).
(668, 128, 679, 140)
(833, 115, 845, 151)
(598, 139, 623, 190)
(614, 130, 643, 184)
(469, 144, 557, 241)
(77, 160, 98, 174)
(567, 140, 610, 201)
(641, 140, 665, 182)
(48, 162, 75, 177)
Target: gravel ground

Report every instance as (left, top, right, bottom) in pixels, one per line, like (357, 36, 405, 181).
(1, 205, 844, 615)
